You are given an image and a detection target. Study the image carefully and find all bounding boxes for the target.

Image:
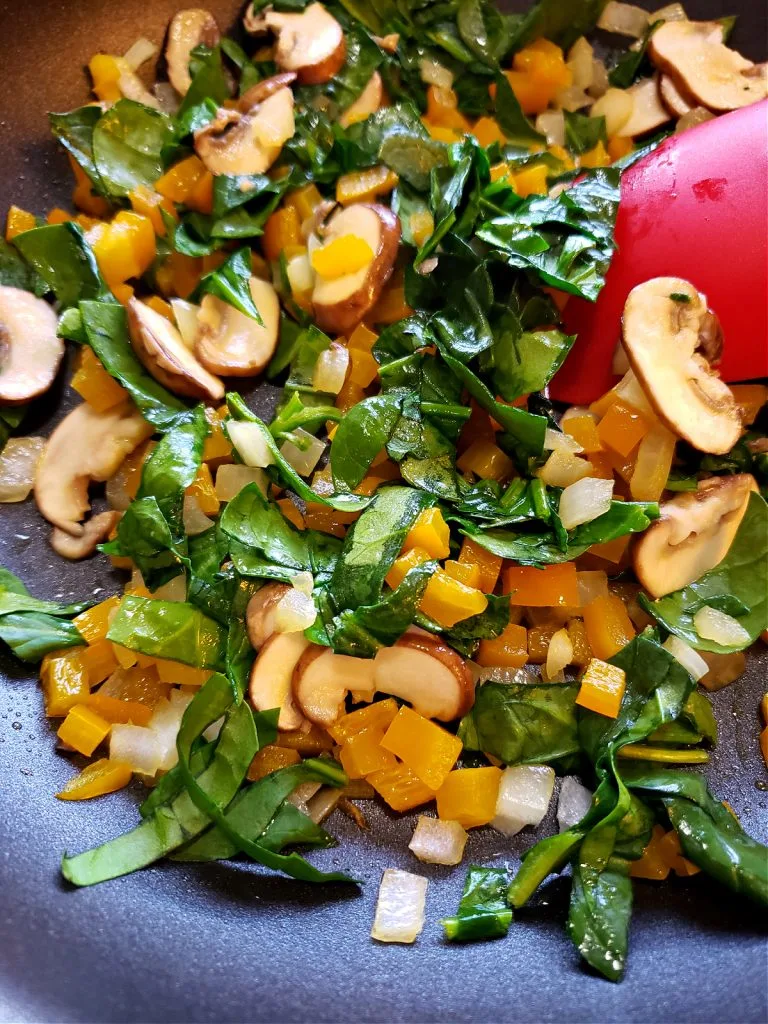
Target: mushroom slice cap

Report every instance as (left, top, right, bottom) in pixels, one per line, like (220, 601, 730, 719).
(166, 9, 220, 95)
(339, 71, 383, 128)
(311, 202, 401, 336)
(127, 298, 224, 402)
(373, 633, 475, 721)
(35, 401, 153, 535)
(0, 286, 64, 404)
(621, 277, 741, 454)
(632, 474, 757, 598)
(50, 510, 120, 561)
(195, 276, 280, 376)
(246, 583, 291, 650)
(649, 20, 767, 112)
(238, 71, 297, 111)
(292, 647, 376, 726)
(194, 86, 295, 176)
(248, 631, 309, 731)
(259, 3, 346, 85)
(616, 75, 670, 137)
(659, 73, 695, 118)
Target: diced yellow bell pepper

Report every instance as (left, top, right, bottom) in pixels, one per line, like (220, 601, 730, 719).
(111, 283, 135, 306)
(514, 37, 572, 91)
(304, 502, 355, 538)
(426, 85, 471, 133)
(69, 155, 110, 218)
(562, 413, 603, 454)
(730, 384, 768, 426)
(761, 726, 768, 770)
(504, 562, 579, 607)
(370, 281, 414, 324)
(47, 208, 73, 225)
(333, 378, 365, 413)
(348, 346, 380, 388)
(329, 698, 400, 744)
(548, 144, 575, 171)
(607, 136, 633, 162)
(247, 744, 302, 782)
(129, 184, 177, 236)
(262, 205, 302, 263)
(420, 570, 488, 628)
(57, 704, 111, 756)
(512, 164, 549, 198)
(40, 648, 91, 718)
(458, 537, 503, 593)
(443, 559, 481, 589)
(56, 758, 133, 801)
(84, 692, 153, 726)
(186, 170, 214, 215)
(311, 234, 374, 279)
(597, 399, 650, 457)
(457, 439, 514, 482)
(153, 658, 212, 687)
(629, 824, 670, 880)
(368, 762, 436, 812)
(155, 155, 207, 204)
(112, 643, 138, 670)
(436, 766, 502, 828)
(567, 618, 592, 668)
(89, 54, 126, 104)
(336, 165, 399, 206)
(589, 534, 631, 565)
(89, 211, 156, 288)
(348, 323, 378, 352)
(476, 622, 528, 668)
(155, 251, 204, 298)
(81, 639, 120, 687)
(145, 295, 175, 322)
(657, 828, 701, 877)
(186, 463, 220, 516)
(71, 347, 128, 412)
(5, 204, 36, 240)
(473, 116, 506, 147)
(341, 726, 398, 779)
(385, 546, 431, 590)
(73, 596, 121, 645)
(490, 162, 512, 184)
(580, 141, 610, 168)
(582, 595, 635, 660)
(575, 656, 627, 718)
(277, 497, 306, 530)
(403, 507, 450, 560)
(381, 706, 463, 790)
(409, 209, 435, 248)
(284, 183, 323, 223)
(526, 623, 559, 664)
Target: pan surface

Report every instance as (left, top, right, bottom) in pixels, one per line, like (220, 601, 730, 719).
(0, 2, 766, 1021)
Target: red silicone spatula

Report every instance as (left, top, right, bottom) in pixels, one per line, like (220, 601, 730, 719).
(550, 99, 768, 405)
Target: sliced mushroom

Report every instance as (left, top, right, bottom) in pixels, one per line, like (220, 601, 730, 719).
(621, 277, 741, 454)
(0, 287, 64, 404)
(616, 75, 670, 137)
(237, 71, 297, 111)
(311, 203, 400, 335)
(649, 20, 767, 112)
(127, 298, 224, 402)
(632, 474, 756, 598)
(373, 633, 475, 721)
(35, 402, 153, 536)
(248, 3, 346, 86)
(248, 631, 309, 731)
(659, 73, 695, 118)
(194, 86, 295, 176)
(339, 71, 383, 129)
(246, 583, 291, 650)
(50, 510, 119, 560)
(166, 9, 220, 95)
(292, 646, 376, 726)
(195, 276, 280, 376)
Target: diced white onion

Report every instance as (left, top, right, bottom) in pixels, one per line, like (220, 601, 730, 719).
(544, 427, 584, 454)
(598, 1, 650, 37)
(675, 106, 715, 134)
(279, 428, 326, 477)
(110, 724, 163, 776)
(182, 494, 215, 536)
(554, 85, 592, 111)
(693, 606, 751, 647)
(203, 716, 224, 741)
(289, 571, 314, 596)
(567, 37, 594, 90)
(226, 420, 275, 468)
(0, 436, 46, 502)
(106, 466, 131, 511)
(117, 70, 160, 109)
(123, 37, 158, 70)
(545, 628, 574, 680)
(535, 110, 566, 148)
(651, 3, 687, 23)
(305, 787, 342, 824)
(214, 463, 268, 502)
(559, 476, 614, 531)
(577, 570, 609, 606)
(409, 815, 468, 866)
(171, 299, 201, 350)
(663, 635, 709, 681)
(286, 780, 322, 813)
(590, 88, 635, 137)
(538, 448, 591, 488)
(557, 776, 593, 831)
(419, 59, 453, 89)
(614, 369, 655, 418)
(274, 588, 317, 633)
(149, 690, 194, 771)
(588, 58, 609, 99)
(152, 573, 187, 602)
(313, 343, 350, 395)
(286, 251, 314, 294)
(153, 81, 180, 115)
(492, 765, 555, 837)
(371, 869, 428, 944)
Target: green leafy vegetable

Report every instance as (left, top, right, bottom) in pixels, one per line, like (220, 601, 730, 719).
(189, 247, 263, 320)
(107, 595, 226, 670)
(442, 866, 513, 942)
(330, 394, 402, 491)
(14, 223, 108, 307)
(92, 100, 175, 198)
(0, 568, 89, 662)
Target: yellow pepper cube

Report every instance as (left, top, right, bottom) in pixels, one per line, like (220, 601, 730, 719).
(476, 623, 529, 669)
(40, 648, 90, 718)
(597, 400, 649, 458)
(443, 559, 481, 589)
(370, 281, 414, 324)
(340, 726, 398, 779)
(385, 546, 431, 590)
(607, 136, 633, 162)
(457, 440, 514, 482)
(186, 463, 220, 516)
(658, 828, 700, 877)
(458, 537, 503, 593)
(576, 657, 627, 719)
(563, 413, 603, 454)
(81, 639, 120, 687)
(580, 141, 610, 169)
(47, 208, 73, 225)
(402, 507, 450, 560)
(490, 162, 512, 184)
(284, 183, 323, 222)
(348, 346, 380, 388)
(348, 323, 378, 352)
(334, 379, 366, 413)
(473, 116, 506, 147)
(567, 618, 592, 668)
(73, 595, 121, 645)
(629, 824, 671, 880)
(420, 571, 488, 628)
(247, 744, 302, 782)
(368, 763, 436, 813)
(436, 767, 502, 828)
(89, 54, 125, 103)
(329, 697, 400, 744)
(153, 658, 212, 687)
(99, 664, 169, 708)
(112, 643, 138, 669)
(57, 705, 112, 757)
(513, 164, 549, 198)
(155, 155, 207, 203)
(277, 497, 306, 530)
(336, 165, 399, 206)
(409, 209, 435, 248)
(381, 706, 463, 790)
(56, 758, 133, 801)
(84, 693, 153, 726)
(582, 595, 635, 660)
(71, 347, 128, 412)
(129, 185, 176, 236)
(5, 204, 36, 241)
(311, 234, 375, 279)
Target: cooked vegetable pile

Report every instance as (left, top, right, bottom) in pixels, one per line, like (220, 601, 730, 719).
(0, 0, 767, 983)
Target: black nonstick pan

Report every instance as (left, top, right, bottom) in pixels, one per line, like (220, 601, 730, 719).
(0, 2, 766, 1021)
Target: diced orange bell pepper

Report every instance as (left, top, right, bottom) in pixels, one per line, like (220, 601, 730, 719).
(368, 762, 435, 812)
(580, 142, 610, 169)
(185, 169, 214, 215)
(262, 205, 302, 263)
(403, 507, 450, 560)
(370, 281, 413, 325)
(336, 165, 399, 206)
(576, 656, 627, 718)
(504, 562, 579, 607)
(512, 165, 549, 198)
(329, 699, 400, 744)
(56, 758, 133, 801)
(567, 618, 592, 668)
(284, 183, 323, 223)
(526, 623, 559, 664)
(40, 648, 91, 718)
(155, 155, 207, 204)
(409, 209, 435, 248)
(311, 235, 375, 279)
(84, 692, 153, 726)
(597, 400, 650, 458)
(514, 38, 571, 83)
(57, 704, 111, 756)
(69, 156, 110, 218)
(563, 414, 603, 454)
(657, 828, 701, 877)
(90, 211, 156, 288)
(112, 643, 138, 670)
(277, 497, 306, 530)
(71, 347, 128, 412)
(341, 726, 398, 779)
(381, 706, 463, 790)
(589, 534, 631, 565)
(426, 85, 471, 133)
(99, 664, 168, 707)
(81, 640, 120, 687)
(247, 744, 302, 782)
(385, 546, 430, 590)
(89, 54, 125, 103)
(503, 70, 552, 115)
(153, 658, 212, 687)
(186, 463, 220, 517)
(443, 559, 481, 589)
(630, 423, 676, 501)
(420, 571, 488, 628)
(155, 251, 204, 298)
(457, 440, 514, 482)
(458, 537, 503, 594)
(490, 162, 512, 184)
(129, 184, 176, 236)
(5, 204, 37, 240)
(585, 451, 614, 480)
(423, 120, 464, 144)
(436, 767, 502, 828)
(348, 346, 380, 388)
(473, 116, 506, 147)
(348, 323, 378, 352)
(303, 502, 355, 538)
(334, 379, 366, 413)
(111, 283, 135, 306)
(477, 622, 529, 668)
(629, 824, 671, 880)
(73, 596, 121, 645)
(144, 295, 174, 322)
(607, 136, 633, 162)
(730, 384, 768, 425)
(548, 144, 575, 171)
(202, 406, 232, 463)
(47, 208, 73, 225)
(582, 595, 635, 660)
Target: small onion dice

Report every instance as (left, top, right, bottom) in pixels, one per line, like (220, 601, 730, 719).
(183, 493, 215, 536)
(598, 1, 650, 37)
(170, 299, 201, 350)
(0, 436, 46, 503)
(371, 869, 428, 944)
(123, 36, 158, 69)
(110, 724, 164, 776)
(279, 428, 326, 477)
(567, 37, 594, 89)
(408, 815, 468, 866)
(662, 635, 709, 680)
(693, 606, 751, 648)
(557, 777, 593, 832)
(419, 58, 453, 88)
(313, 343, 349, 395)
(590, 88, 635, 137)
(226, 420, 275, 468)
(152, 573, 187, 602)
(544, 427, 583, 454)
(492, 764, 555, 837)
(214, 463, 268, 502)
(559, 476, 614, 531)
(274, 588, 317, 633)
(545, 628, 574, 679)
(535, 110, 566, 147)
(538, 448, 592, 488)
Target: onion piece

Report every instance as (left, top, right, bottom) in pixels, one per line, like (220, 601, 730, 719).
(0, 436, 46, 502)
(183, 493, 215, 536)
(110, 724, 163, 776)
(590, 88, 634, 137)
(149, 690, 194, 771)
(279, 427, 325, 477)
(545, 628, 574, 679)
(693, 606, 751, 647)
(651, 3, 687, 22)
(313, 343, 349, 395)
(371, 869, 428, 944)
(544, 427, 583, 454)
(567, 37, 594, 90)
(273, 587, 317, 633)
(419, 59, 453, 88)
(105, 466, 131, 511)
(662, 635, 709, 680)
(675, 106, 715, 133)
(170, 299, 201, 350)
(285, 251, 314, 295)
(290, 571, 314, 596)
(226, 419, 275, 468)
(470, 664, 532, 686)
(589, 58, 609, 98)
(535, 110, 566, 147)
(598, 1, 650, 37)
(557, 776, 593, 831)
(554, 85, 592, 111)
(538, 448, 591, 488)
(214, 463, 268, 502)
(408, 815, 468, 866)
(305, 786, 342, 824)
(123, 37, 158, 70)
(492, 764, 556, 837)
(559, 476, 614, 530)
(153, 573, 187, 602)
